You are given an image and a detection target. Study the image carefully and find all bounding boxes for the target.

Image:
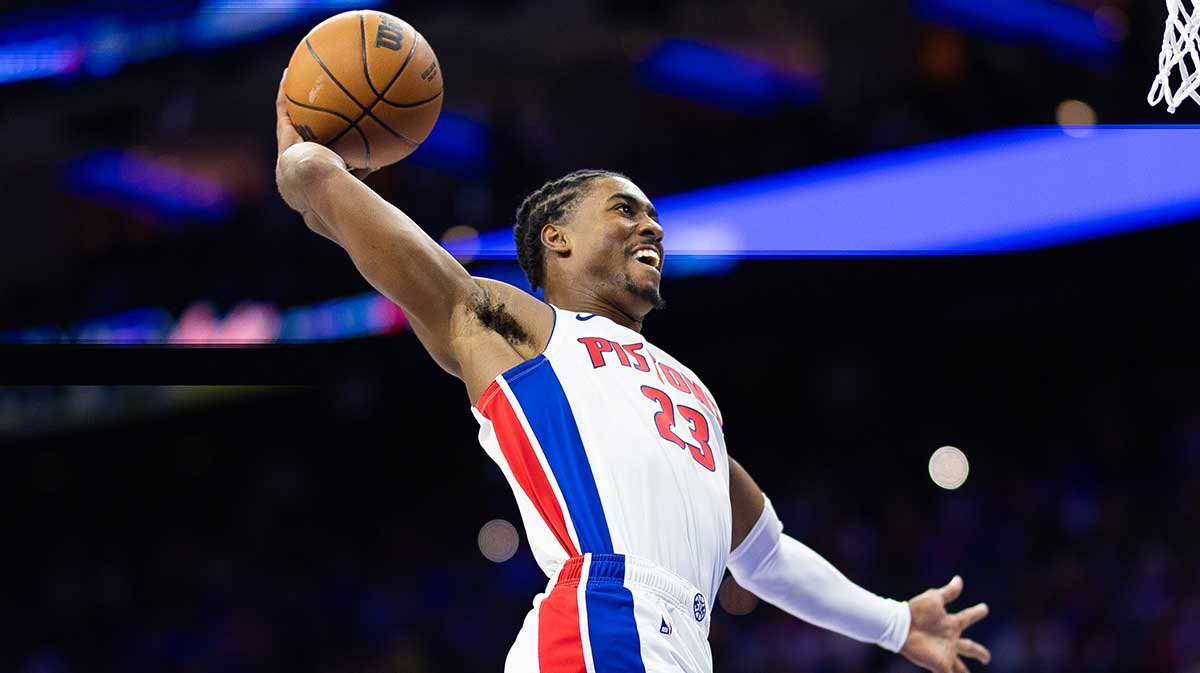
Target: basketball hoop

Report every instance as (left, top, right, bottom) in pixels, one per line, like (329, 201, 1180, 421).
(1149, 0, 1200, 113)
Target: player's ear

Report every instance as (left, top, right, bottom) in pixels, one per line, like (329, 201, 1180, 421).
(541, 223, 570, 257)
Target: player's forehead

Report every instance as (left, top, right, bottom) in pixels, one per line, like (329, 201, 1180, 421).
(588, 176, 654, 210)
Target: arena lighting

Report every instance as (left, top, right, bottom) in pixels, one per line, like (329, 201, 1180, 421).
(0, 0, 377, 85)
(912, 0, 1122, 61)
(17, 126, 1200, 342)
(637, 38, 821, 114)
(0, 292, 407, 343)
(446, 126, 1200, 259)
(64, 150, 235, 225)
(0, 36, 84, 84)
(190, 0, 376, 48)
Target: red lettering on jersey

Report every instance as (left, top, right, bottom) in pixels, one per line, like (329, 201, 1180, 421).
(659, 363, 691, 394)
(577, 337, 613, 368)
(647, 352, 666, 384)
(622, 343, 650, 372)
(677, 405, 717, 472)
(609, 339, 631, 367)
(641, 385, 687, 451)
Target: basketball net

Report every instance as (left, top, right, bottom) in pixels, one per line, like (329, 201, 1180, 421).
(1149, 0, 1200, 113)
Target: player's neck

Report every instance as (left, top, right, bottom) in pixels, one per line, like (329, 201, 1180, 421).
(545, 288, 645, 332)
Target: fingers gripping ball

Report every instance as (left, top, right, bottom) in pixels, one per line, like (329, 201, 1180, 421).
(283, 10, 444, 171)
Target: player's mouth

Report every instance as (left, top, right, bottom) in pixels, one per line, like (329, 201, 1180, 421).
(631, 245, 663, 272)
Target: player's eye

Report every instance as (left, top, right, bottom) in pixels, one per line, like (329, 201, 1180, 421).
(615, 203, 633, 216)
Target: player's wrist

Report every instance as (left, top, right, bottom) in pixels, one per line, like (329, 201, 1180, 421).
(283, 143, 346, 179)
(276, 144, 346, 214)
(876, 596, 912, 652)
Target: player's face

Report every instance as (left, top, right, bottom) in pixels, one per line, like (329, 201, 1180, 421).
(567, 176, 665, 314)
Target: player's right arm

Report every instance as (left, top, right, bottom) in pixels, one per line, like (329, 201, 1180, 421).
(273, 72, 552, 401)
(727, 458, 990, 673)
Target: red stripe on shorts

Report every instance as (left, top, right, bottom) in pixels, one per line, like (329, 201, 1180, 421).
(538, 557, 587, 673)
(478, 381, 580, 557)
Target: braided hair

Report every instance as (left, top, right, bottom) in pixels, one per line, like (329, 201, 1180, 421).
(514, 169, 627, 291)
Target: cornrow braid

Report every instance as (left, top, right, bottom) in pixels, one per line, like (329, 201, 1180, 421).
(514, 169, 627, 291)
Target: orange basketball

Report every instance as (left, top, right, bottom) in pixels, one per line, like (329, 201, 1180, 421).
(283, 10, 443, 171)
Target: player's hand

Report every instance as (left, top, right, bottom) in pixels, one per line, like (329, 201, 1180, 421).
(899, 575, 991, 673)
(275, 70, 373, 185)
(276, 69, 345, 189)
(275, 69, 353, 245)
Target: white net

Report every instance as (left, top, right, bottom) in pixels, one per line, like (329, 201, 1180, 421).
(1149, 0, 1200, 113)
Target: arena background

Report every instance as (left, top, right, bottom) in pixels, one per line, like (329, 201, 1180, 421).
(3, 1, 1199, 672)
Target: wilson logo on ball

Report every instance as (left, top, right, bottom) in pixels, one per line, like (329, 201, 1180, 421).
(375, 17, 404, 51)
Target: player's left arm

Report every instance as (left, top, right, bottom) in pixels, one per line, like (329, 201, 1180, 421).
(727, 458, 992, 673)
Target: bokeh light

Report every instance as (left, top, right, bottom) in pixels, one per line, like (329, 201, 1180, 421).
(1056, 99, 1098, 138)
(441, 225, 480, 264)
(477, 519, 520, 563)
(928, 446, 970, 490)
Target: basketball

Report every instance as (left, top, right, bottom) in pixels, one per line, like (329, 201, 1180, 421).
(283, 10, 443, 171)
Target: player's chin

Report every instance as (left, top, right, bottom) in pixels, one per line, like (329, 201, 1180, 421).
(624, 264, 666, 310)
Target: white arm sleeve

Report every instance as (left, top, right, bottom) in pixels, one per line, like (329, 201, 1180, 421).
(726, 496, 911, 652)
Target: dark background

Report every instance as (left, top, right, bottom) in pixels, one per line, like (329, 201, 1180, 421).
(4, 1, 1200, 672)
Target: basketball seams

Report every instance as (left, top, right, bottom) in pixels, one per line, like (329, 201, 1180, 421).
(368, 15, 421, 106)
(285, 94, 356, 126)
(305, 38, 368, 110)
(291, 11, 440, 168)
(378, 89, 444, 109)
(287, 91, 372, 169)
(353, 123, 372, 170)
(315, 26, 427, 148)
(377, 30, 443, 107)
(366, 116, 420, 146)
(359, 12, 382, 98)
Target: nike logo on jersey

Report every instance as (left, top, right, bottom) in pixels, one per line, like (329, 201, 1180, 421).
(575, 313, 598, 321)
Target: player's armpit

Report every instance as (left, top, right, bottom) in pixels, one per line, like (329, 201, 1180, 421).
(470, 278, 554, 350)
(451, 278, 555, 404)
(402, 277, 553, 403)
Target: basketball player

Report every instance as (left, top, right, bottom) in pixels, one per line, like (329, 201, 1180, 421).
(275, 74, 991, 673)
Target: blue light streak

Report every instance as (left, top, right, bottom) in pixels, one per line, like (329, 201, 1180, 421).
(637, 38, 821, 114)
(11, 126, 1200, 343)
(912, 0, 1119, 60)
(1, 291, 408, 344)
(445, 126, 1200, 260)
(0, 36, 83, 83)
(0, 0, 380, 85)
(64, 150, 235, 225)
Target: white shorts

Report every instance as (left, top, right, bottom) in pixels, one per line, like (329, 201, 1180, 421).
(505, 553, 713, 673)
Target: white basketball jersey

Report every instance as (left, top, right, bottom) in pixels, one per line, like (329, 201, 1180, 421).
(472, 304, 732, 605)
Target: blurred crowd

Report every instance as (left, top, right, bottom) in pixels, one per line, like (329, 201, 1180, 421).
(7, 353, 1199, 673)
